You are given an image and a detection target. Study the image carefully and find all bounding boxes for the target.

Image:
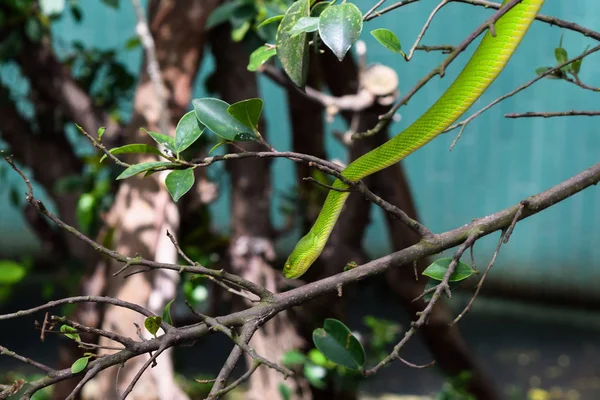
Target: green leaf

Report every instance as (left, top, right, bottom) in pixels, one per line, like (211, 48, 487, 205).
(144, 316, 162, 338)
(208, 140, 228, 155)
(289, 16, 319, 37)
(206, 2, 240, 29)
(60, 325, 81, 342)
(535, 66, 562, 80)
(303, 364, 327, 389)
(165, 169, 195, 202)
(231, 20, 251, 41)
(371, 28, 404, 56)
(282, 350, 307, 367)
(318, 3, 363, 61)
(100, 0, 119, 9)
(554, 47, 568, 65)
(76, 193, 96, 234)
(278, 383, 292, 400)
(116, 161, 176, 180)
(124, 36, 141, 50)
(162, 298, 175, 326)
(0, 261, 26, 285)
(248, 45, 277, 72)
(175, 110, 206, 155)
(100, 144, 164, 163)
(97, 126, 106, 140)
(71, 356, 90, 374)
(312, 318, 365, 370)
(308, 348, 334, 368)
(193, 98, 256, 141)
(143, 129, 176, 153)
(227, 98, 263, 132)
(257, 15, 284, 29)
(276, 0, 310, 88)
(422, 258, 475, 282)
(310, 1, 332, 17)
(571, 60, 582, 75)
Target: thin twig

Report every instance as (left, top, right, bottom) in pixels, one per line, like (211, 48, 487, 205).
(451, 230, 507, 325)
(303, 177, 355, 192)
(404, 0, 450, 61)
(120, 345, 167, 400)
(0, 345, 54, 373)
(505, 110, 600, 119)
(363, 0, 387, 20)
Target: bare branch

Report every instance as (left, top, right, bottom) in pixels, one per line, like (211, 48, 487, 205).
(506, 110, 600, 119)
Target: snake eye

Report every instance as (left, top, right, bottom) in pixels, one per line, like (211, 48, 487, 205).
(284, 264, 291, 271)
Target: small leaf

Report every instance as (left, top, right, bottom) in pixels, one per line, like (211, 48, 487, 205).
(76, 193, 95, 234)
(554, 47, 568, 65)
(535, 66, 562, 80)
(208, 140, 228, 155)
(60, 325, 81, 342)
(124, 36, 141, 50)
(307, 349, 333, 368)
(71, 356, 90, 374)
(422, 258, 475, 282)
(289, 16, 320, 37)
(193, 98, 255, 141)
(247, 45, 277, 72)
(311, 2, 332, 17)
(303, 364, 327, 389)
(318, 3, 363, 61)
(257, 15, 284, 29)
(165, 169, 195, 202)
(206, 2, 239, 29)
(572, 58, 582, 75)
(143, 129, 176, 153)
(227, 98, 263, 132)
(144, 316, 162, 338)
(162, 298, 175, 326)
(116, 161, 176, 180)
(282, 350, 307, 367)
(231, 20, 251, 42)
(0, 261, 26, 285)
(276, 0, 310, 88)
(371, 28, 404, 56)
(100, 144, 164, 163)
(312, 318, 365, 370)
(97, 126, 106, 140)
(175, 110, 206, 155)
(101, 0, 119, 8)
(278, 383, 292, 400)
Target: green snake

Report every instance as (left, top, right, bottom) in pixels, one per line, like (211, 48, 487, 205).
(283, 0, 545, 279)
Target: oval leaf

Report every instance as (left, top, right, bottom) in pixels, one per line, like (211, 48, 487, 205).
(100, 144, 164, 163)
(162, 298, 175, 326)
(422, 257, 475, 282)
(0, 261, 26, 285)
(165, 169, 195, 202)
(371, 28, 404, 56)
(60, 325, 81, 342)
(257, 15, 284, 29)
(206, 2, 239, 29)
(143, 129, 176, 153)
(318, 3, 363, 61)
(289, 16, 319, 37)
(276, 0, 310, 88)
(227, 98, 263, 132)
(193, 98, 255, 141)
(175, 110, 206, 155)
(116, 161, 176, 180)
(312, 318, 365, 370)
(144, 316, 162, 338)
(248, 45, 277, 72)
(71, 356, 90, 374)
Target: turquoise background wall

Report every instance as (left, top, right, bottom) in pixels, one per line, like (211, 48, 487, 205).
(1, 1, 599, 297)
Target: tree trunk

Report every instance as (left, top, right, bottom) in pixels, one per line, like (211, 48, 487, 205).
(83, 2, 220, 399)
(209, 24, 310, 400)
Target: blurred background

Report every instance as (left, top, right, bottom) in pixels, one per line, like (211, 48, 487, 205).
(0, 0, 599, 399)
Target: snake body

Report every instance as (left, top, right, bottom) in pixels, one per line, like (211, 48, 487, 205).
(283, 0, 545, 279)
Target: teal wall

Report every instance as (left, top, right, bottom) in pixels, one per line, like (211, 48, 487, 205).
(1, 1, 599, 296)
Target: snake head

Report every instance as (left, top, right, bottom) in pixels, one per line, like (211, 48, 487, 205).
(283, 232, 320, 279)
